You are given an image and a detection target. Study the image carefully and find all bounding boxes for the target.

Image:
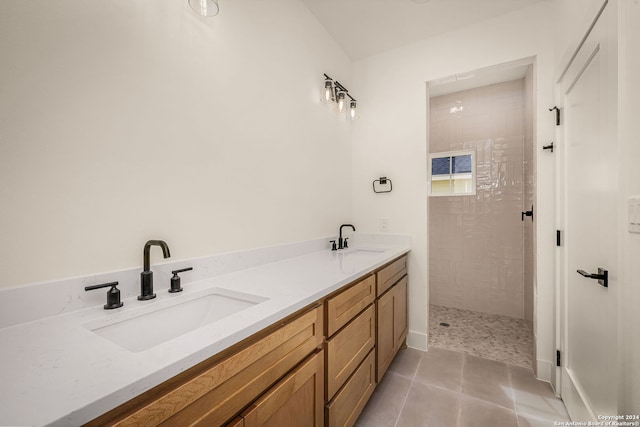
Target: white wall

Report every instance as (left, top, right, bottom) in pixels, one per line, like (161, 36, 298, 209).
(0, 0, 353, 288)
(351, 2, 556, 362)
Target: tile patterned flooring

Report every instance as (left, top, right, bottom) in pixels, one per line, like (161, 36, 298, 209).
(355, 347, 570, 427)
(429, 304, 534, 369)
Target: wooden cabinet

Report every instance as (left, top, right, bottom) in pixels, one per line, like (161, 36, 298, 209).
(85, 253, 409, 427)
(239, 350, 324, 427)
(85, 305, 323, 427)
(376, 273, 408, 382)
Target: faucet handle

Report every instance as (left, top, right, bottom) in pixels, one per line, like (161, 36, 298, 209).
(329, 240, 337, 251)
(85, 281, 124, 310)
(169, 267, 193, 293)
(344, 237, 349, 249)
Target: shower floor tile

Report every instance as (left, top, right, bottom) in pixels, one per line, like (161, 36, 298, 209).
(429, 304, 533, 369)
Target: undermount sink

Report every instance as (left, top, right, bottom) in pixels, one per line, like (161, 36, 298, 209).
(83, 288, 268, 352)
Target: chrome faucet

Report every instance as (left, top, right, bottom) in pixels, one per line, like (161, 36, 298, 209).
(338, 224, 356, 250)
(139, 240, 171, 300)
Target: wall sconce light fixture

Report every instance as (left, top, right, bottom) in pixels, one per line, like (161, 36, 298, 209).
(188, 0, 219, 17)
(323, 74, 357, 120)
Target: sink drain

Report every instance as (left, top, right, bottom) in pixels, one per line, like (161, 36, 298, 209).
(439, 322, 450, 327)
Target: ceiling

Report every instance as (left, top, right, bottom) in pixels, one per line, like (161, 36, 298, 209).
(300, 0, 549, 60)
(428, 62, 531, 97)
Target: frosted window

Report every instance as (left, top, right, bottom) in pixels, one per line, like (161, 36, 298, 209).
(429, 151, 476, 196)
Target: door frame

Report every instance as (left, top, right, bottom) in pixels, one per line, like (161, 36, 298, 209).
(426, 56, 539, 368)
(553, 0, 617, 418)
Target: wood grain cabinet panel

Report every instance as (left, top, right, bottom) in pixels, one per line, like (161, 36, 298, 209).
(376, 256, 407, 296)
(241, 350, 324, 427)
(325, 350, 375, 427)
(325, 305, 375, 400)
(224, 418, 244, 427)
(376, 288, 395, 382)
(326, 274, 375, 337)
(375, 276, 408, 382)
(393, 277, 408, 351)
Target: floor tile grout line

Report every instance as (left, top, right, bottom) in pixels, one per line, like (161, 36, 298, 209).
(508, 365, 522, 427)
(392, 374, 417, 427)
(392, 351, 426, 427)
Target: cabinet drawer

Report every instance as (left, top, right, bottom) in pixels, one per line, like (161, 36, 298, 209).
(96, 306, 323, 427)
(326, 274, 375, 337)
(326, 350, 375, 427)
(326, 305, 375, 400)
(376, 256, 407, 296)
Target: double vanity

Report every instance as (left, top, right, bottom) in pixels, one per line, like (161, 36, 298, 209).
(0, 234, 410, 426)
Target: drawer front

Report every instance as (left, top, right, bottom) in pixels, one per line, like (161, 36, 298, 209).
(326, 350, 375, 427)
(326, 274, 375, 337)
(326, 305, 375, 400)
(106, 306, 323, 427)
(376, 256, 407, 296)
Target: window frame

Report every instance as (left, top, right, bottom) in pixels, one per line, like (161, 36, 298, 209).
(428, 149, 476, 197)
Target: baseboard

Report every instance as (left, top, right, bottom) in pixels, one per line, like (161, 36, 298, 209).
(406, 330, 428, 351)
(562, 368, 595, 421)
(536, 358, 553, 382)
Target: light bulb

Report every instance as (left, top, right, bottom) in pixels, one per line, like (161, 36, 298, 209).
(350, 100, 357, 120)
(188, 0, 219, 17)
(323, 79, 334, 103)
(337, 92, 346, 112)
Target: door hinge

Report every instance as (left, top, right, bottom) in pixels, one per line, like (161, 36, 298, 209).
(549, 106, 561, 126)
(556, 230, 562, 247)
(556, 350, 562, 367)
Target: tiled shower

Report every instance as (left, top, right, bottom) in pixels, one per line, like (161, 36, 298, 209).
(428, 70, 535, 364)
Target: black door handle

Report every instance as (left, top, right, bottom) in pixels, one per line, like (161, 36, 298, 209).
(577, 268, 608, 288)
(521, 205, 534, 222)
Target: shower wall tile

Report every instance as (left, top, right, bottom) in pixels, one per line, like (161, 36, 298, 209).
(429, 79, 526, 319)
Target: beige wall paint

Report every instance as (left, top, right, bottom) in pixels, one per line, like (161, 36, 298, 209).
(428, 79, 527, 319)
(0, 0, 353, 288)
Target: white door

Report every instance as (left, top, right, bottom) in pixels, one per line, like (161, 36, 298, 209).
(558, 1, 618, 421)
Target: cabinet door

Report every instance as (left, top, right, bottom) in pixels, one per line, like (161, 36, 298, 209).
(376, 288, 395, 382)
(376, 275, 408, 382)
(393, 276, 408, 350)
(242, 350, 324, 427)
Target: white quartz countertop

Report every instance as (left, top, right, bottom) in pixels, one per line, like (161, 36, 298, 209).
(0, 240, 409, 427)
